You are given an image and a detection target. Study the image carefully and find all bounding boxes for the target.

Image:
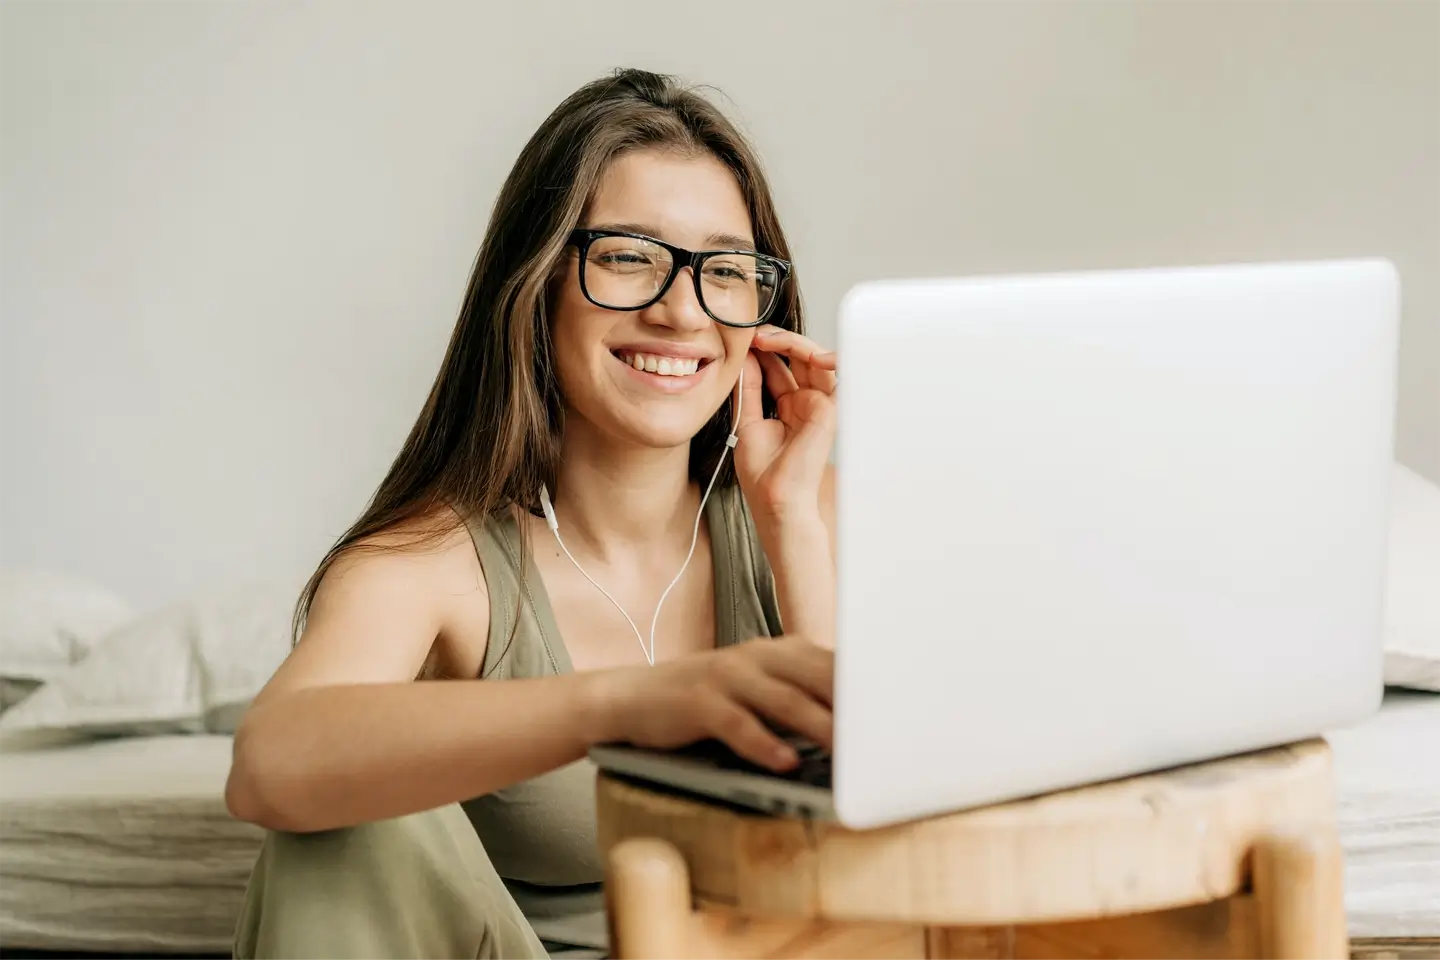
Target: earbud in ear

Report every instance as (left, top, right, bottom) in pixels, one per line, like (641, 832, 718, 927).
(728, 366, 743, 447)
(539, 484, 558, 531)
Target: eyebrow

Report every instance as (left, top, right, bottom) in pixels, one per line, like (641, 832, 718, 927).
(590, 222, 758, 252)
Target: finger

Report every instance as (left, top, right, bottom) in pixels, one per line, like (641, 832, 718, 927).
(752, 327, 838, 371)
(757, 349, 798, 400)
(753, 328, 837, 395)
(788, 358, 837, 396)
(803, 364, 837, 396)
(735, 350, 764, 431)
(699, 693, 798, 771)
(773, 391, 838, 466)
(756, 637, 836, 708)
(739, 675, 834, 750)
(790, 351, 814, 393)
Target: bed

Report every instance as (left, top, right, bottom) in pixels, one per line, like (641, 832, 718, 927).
(0, 694, 1436, 957)
(0, 734, 263, 956)
(1330, 688, 1440, 956)
(3, 465, 1435, 956)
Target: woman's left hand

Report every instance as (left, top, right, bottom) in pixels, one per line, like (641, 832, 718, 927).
(732, 325, 837, 523)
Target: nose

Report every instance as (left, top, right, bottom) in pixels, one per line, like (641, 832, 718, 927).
(642, 266, 711, 333)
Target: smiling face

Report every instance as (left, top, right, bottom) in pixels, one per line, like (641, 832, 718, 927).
(550, 147, 759, 451)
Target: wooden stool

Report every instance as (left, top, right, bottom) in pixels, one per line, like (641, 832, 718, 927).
(597, 739, 1348, 959)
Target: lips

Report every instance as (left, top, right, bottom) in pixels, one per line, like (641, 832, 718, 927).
(612, 349, 711, 378)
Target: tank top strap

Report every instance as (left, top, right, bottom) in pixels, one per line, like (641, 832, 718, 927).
(459, 509, 571, 681)
(460, 487, 781, 678)
(706, 483, 784, 645)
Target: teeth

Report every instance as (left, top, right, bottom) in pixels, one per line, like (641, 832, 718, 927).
(620, 352, 702, 377)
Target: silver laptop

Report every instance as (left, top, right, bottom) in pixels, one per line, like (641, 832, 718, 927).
(589, 258, 1398, 830)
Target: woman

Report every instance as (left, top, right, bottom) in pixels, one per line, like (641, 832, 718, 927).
(226, 67, 838, 959)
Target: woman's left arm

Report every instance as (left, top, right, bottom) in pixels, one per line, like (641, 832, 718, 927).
(733, 327, 839, 647)
(755, 495, 835, 648)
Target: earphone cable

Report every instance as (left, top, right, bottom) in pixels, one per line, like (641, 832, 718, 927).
(541, 367, 744, 667)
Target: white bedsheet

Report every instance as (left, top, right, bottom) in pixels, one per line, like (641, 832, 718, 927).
(0, 733, 264, 953)
(1328, 688, 1440, 939)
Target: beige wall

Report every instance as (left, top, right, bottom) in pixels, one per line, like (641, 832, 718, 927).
(2, 0, 1436, 606)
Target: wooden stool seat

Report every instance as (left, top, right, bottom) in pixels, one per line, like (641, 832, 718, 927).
(598, 739, 1349, 959)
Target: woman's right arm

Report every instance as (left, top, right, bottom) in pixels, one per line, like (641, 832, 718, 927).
(225, 520, 833, 834)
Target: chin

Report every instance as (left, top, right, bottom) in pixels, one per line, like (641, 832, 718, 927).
(562, 360, 731, 452)
(578, 393, 710, 449)
(616, 412, 713, 451)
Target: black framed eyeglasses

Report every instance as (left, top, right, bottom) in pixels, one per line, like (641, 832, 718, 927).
(568, 229, 790, 328)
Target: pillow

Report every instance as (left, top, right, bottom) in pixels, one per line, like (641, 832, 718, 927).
(0, 580, 298, 741)
(0, 569, 134, 709)
(1384, 463, 1440, 691)
(194, 581, 300, 733)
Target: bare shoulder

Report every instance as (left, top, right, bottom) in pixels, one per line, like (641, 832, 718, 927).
(253, 507, 490, 705)
(316, 508, 487, 622)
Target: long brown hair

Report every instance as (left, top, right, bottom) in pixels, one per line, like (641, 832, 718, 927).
(293, 68, 805, 648)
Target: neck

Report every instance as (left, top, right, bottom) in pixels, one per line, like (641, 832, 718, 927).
(547, 419, 699, 562)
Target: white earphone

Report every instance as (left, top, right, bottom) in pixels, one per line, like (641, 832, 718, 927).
(540, 367, 744, 666)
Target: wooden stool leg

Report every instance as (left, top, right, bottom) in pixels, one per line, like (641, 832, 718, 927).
(1254, 827, 1349, 960)
(607, 837, 694, 959)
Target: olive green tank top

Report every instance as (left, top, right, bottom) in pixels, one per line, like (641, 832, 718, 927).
(458, 484, 782, 952)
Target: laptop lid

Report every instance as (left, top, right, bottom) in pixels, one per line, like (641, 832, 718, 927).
(833, 258, 1398, 828)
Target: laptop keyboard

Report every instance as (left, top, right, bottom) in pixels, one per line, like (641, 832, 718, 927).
(674, 732, 833, 790)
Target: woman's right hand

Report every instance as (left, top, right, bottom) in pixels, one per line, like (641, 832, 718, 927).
(591, 636, 833, 772)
